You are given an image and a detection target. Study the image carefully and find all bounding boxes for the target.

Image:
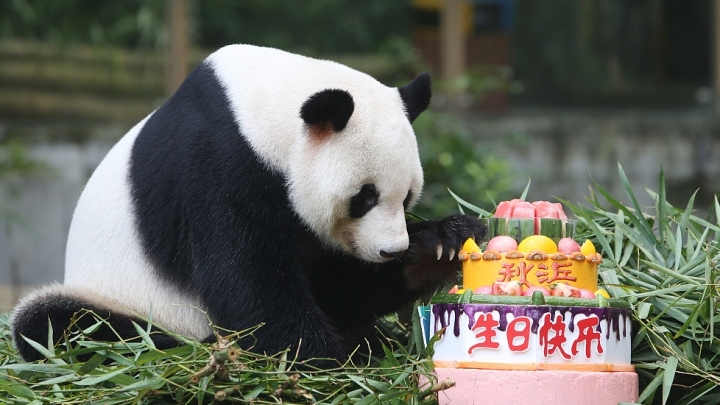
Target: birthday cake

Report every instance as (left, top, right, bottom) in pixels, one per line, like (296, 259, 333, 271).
(424, 200, 633, 372)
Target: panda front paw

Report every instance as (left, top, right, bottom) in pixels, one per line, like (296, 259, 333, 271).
(406, 214, 486, 263)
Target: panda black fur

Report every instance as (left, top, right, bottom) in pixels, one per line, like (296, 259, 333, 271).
(12, 45, 484, 364)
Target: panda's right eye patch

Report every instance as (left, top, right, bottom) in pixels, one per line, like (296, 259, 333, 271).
(349, 184, 379, 218)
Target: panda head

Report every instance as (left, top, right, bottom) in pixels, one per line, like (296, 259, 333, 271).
(289, 73, 431, 263)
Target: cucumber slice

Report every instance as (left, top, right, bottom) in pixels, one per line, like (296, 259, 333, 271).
(429, 293, 630, 308)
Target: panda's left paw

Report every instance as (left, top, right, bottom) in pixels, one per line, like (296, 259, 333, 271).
(406, 214, 486, 264)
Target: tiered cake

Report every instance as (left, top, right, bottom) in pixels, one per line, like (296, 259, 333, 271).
(423, 200, 633, 372)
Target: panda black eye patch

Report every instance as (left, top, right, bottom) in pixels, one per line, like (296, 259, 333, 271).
(403, 190, 413, 210)
(349, 184, 379, 218)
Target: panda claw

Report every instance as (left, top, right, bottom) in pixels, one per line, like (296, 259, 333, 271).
(436, 244, 443, 260)
(448, 248, 456, 261)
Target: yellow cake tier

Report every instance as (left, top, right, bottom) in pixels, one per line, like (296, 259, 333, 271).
(462, 253, 599, 292)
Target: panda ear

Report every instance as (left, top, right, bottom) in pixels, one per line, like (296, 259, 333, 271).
(300, 89, 355, 137)
(398, 72, 431, 123)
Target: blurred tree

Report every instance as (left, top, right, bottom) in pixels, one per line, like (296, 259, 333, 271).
(0, 0, 413, 54)
(0, 0, 516, 221)
(412, 110, 514, 219)
(0, 0, 165, 48)
(512, 0, 711, 106)
(195, 0, 412, 54)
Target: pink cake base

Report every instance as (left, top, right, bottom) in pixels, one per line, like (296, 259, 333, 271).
(431, 368, 638, 405)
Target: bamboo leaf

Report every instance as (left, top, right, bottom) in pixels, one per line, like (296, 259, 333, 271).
(76, 351, 108, 376)
(519, 178, 531, 201)
(2, 384, 36, 400)
(32, 373, 78, 386)
(690, 228, 709, 263)
(614, 209, 624, 266)
(593, 166, 656, 253)
(640, 260, 701, 286)
(618, 240, 635, 267)
(360, 376, 391, 393)
(46, 318, 55, 356)
(618, 163, 655, 239)
(136, 345, 194, 365)
(245, 382, 267, 399)
(347, 374, 374, 394)
(662, 356, 678, 404)
(20, 335, 66, 365)
(671, 381, 718, 405)
(677, 190, 698, 237)
(633, 285, 696, 299)
(330, 394, 348, 405)
(355, 394, 381, 405)
(637, 368, 664, 404)
(672, 226, 682, 273)
(119, 378, 165, 392)
(447, 188, 491, 217)
(74, 367, 131, 386)
(656, 165, 667, 257)
(0, 364, 73, 374)
(132, 321, 156, 349)
(637, 302, 653, 320)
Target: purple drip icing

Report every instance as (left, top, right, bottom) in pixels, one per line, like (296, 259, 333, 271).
(432, 304, 630, 341)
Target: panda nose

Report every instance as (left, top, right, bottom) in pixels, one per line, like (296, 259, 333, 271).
(380, 249, 405, 259)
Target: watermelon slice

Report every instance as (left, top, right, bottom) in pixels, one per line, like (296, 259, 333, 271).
(532, 201, 558, 233)
(493, 200, 571, 239)
(511, 201, 535, 218)
(553, 203, 568, 219)
(533, 201, 559, 218)
(495, 201, 514, 217)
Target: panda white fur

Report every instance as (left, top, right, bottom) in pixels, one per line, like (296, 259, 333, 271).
(12, 44, 484, 364)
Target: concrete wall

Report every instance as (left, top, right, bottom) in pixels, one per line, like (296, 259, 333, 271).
(467, 108, 720, 209)
(1, 108, 719, 311)
(0, 124, 122, 311)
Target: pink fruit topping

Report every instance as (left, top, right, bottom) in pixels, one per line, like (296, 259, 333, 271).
(557, 238, 582, 255)
(486, 235, 519, 253)
(549, 284, 595, 299)
(551, 283, 582, 298)
(492, 281, 523, 296)
(473, 285, 493, 295)
(579, 288, 597, 299)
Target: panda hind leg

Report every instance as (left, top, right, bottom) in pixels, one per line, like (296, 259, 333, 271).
(11, 286, 180, 362)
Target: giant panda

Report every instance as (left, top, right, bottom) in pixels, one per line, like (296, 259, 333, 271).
(12, 45, 484, 365)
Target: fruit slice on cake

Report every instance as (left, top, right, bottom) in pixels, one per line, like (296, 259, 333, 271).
(460, 199, 601, 295)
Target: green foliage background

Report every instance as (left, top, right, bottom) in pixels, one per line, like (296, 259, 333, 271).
(412, 110, 514, 219)
(0, 0, 412, 54)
